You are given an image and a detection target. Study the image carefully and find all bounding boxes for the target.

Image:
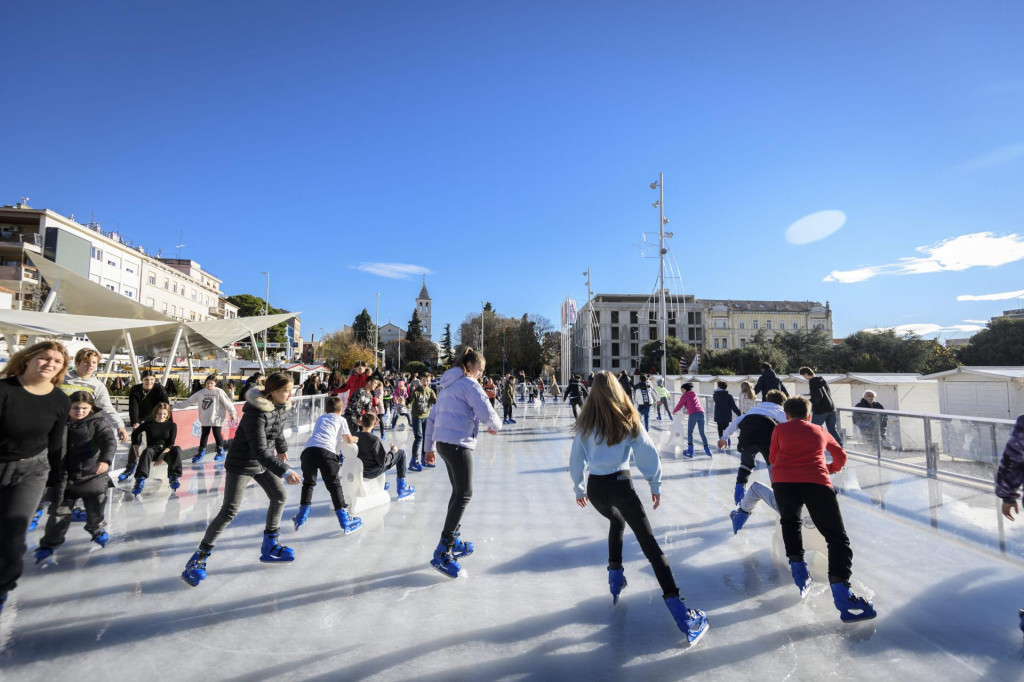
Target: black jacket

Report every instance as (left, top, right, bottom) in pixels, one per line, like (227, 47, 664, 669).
(618, 374, 634, 398)
(807, 376, 835, 414)
(736, 413, 779, 449)
(853, 398, 887, 434)
(712, 389, 741, 424)
(225, 389, 291, 477)
(752, 370, 788, 400)
(64, 411, 117, 484)
(128, 383, 169, 425)
(634, 381, 653, 406)
(563, 379, 588, 402)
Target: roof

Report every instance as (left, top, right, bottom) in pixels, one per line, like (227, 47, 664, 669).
(418, 278, 431, 301)
(0, 285, 15, 294)
(789, 373, 846, 383)
(921, 366, 1024, 380)
(699, 299, 828, 313)
(834, 373, 929, 385)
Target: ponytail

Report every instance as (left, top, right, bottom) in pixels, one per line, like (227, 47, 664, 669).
(458, 347, 484, 371)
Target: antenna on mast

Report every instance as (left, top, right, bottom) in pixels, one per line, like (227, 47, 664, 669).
(175, 230, 186, 259)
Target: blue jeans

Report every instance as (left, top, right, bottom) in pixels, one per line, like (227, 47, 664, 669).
(638, 404, 651, 431)
(811, 412, 843, 446)
(687, 412, 709, 448)
(411, 416, 425, 461)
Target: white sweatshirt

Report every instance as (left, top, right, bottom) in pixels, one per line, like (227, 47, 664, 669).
(174, 387, 237, 426)
(304, 413, 351, 454)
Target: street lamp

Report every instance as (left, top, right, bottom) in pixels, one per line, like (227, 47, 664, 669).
(260, 271, 270, 358)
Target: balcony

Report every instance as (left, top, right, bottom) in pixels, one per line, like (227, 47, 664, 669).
(0, 265, 39, 282)
(0, 232, 43, 253)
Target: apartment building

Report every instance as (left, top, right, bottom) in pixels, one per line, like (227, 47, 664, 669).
(570, 292, 833, 373)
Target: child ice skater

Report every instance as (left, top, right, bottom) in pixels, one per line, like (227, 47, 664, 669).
(357, 414, 414, 500)
(291, 396, 363, 533)
(994, 413, 1024, 633)
(130, 403, 184, 495)
(673, 382, 710, 457)
(770, 396, 876, 622)
(34, 392, 116, 563)
(569, 371, 709, 645)
(174, 375, 237, 463)
(181, 373, 302, 587)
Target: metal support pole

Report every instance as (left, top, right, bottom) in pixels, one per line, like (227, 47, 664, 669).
(4, 333, 21, 356)
(40, 278, 61, 313)
(249, 330, 266, 374)
(104, 332, 124, 376)
(184, 335, 195, 390)
(163, 327, 184, 385)
(657, 172, 667, 378)
(124, 331, 141, 385)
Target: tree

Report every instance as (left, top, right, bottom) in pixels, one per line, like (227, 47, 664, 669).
(957, 319, 1024, 366)
(227, 294, 286, 344)
(640, 337, 698, 375)
(341, 345, 376, 369)
(406, 309, 423, 343)
(541, 331, 562, 376)
(402, 360, 429, 375)
(351, 309, 377, 348)
(439, 324, 454, 365)
(772, 329, 833, 372)
(407, 338, 439, 367)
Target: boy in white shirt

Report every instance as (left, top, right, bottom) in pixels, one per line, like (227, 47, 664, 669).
(291, 396, 363, 534)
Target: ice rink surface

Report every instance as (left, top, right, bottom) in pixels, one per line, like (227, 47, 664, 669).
(2, 400, 1023, 681)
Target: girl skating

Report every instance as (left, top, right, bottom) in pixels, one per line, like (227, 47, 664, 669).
(181, 373, 302, 587)
(569, 371, 709, 645)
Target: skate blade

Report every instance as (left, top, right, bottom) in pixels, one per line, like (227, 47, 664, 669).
(687, 623, 710, 647)
(343, 525, 362, 535)
(397, 493, 415, 501)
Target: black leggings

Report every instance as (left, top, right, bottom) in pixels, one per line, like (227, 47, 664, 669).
(436, 442, 473, 542)
(299, 447, 347, 509)
(136, 445, 183, 480)
(503, 402, 513, 420)
(736, 444, 770, 486)
(773, 482, 853, 583)
(569, 398, 582, 419)
(587, 472, 679, 599)
(199, 426, 224, 453)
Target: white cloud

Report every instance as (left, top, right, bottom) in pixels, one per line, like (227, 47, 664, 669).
(824, 232, 1024, 283)
(948, 141, 1024, 175)
(956, 288, 1024, 302)
(785, 210, 846, 245)
(963, 319, 990, 324)
(354, 262, 433, 280)
(861, 323, 984, 337)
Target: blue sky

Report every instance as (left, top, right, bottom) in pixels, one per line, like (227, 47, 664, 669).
(3, 1, 1023, 343)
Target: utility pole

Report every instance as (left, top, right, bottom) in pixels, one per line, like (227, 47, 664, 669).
(375, 292, 380, 369)
(260, 271, 270, 358)
(480, 301, 485, 358)
(651, 174, 668, 377)
(584, 268, 593, 373)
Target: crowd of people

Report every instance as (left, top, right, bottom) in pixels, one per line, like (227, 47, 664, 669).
(4, 340, 1024, 641)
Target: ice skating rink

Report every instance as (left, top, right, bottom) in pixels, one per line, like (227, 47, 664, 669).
(2, 401, 1023, 681)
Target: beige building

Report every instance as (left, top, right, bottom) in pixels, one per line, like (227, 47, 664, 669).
(570, 293, 834, 373)
(703, 299, 832, 350)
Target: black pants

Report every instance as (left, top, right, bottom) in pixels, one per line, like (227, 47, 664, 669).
(363, 449, 408, 480)
(136, 445, 183, 480)
(773, 482, 853, 582)
(587, 472, 679, 599)
(436, 442, 473, 542)
(503, 402, 513, 420)
(199, 426, 224, 453)
(0, 453, 49, 596)
(716, 421, 730, 439)
(299, 447, 347, 509)
(40, 478, 108, 549)
(569, 398, 582, 419)
(736, 444, 770, 486)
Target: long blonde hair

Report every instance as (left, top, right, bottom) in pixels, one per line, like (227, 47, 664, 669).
(572, 371, 640, 446)
(2, 340, 69, 387)
(740, 381, 756, 400)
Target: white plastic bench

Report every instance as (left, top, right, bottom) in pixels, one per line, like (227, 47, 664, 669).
(339, 442, 391, 514)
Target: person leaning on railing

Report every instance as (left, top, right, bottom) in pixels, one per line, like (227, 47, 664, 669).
(994, 413, 1024, 635)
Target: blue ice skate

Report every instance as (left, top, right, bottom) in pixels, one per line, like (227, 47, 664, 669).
(430, 539, 461, 579)
(131, 477, 146, 496)
(397, 478, 415, 500)
(608, 568, 627, 605)
(790, 561, 813, 598)
(830, 582, 876, 622)
(730, 508, 750, 535)
(92, 531, 109, 548)
(665, 596, 709, 645)
(182, 548, 211, 587)
(451, 529, 473, 558)
(336, 508, 362, 534)
(259, 531, 295, 562)
(34, 547, 55, 565)
(293, 505, 310, 531)
(214, 448, 226, 462)
(71, 507, 87, 521)
(28, 508, 43, 531)
(117, 465, 135, 482)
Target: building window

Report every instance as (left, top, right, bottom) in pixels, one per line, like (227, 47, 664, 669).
(126, 266, 135, 274)
(164, 278, 169, 290)
(630, 311, 638, 324)
(106, 284, 115, 291)
(148, 274, 156, 285)
(171, 305, 177, 315)
(649, 326, 657, 340)
(722, 339, 728, 349)
(741, 338, 746, 347)
(107, 260, 117, 268)
(714, 339, 720, 349)
(124, 289, 134, 299)
(145, 297, 155, 307)
(192, 289, 197, 301)
(162, 302, 168, 313)
(766, 320, 772, 330)
(793, 322, 799, 330)
(688, 311, 702, 325)
(190, 311, 196, 320)
(611, 327, 619, 340)
(753, 320, 759, 329)
(172, 283, 178, 294)
(611, 311, 619, 324)
(91, 247, 102, 260)
(612, 342, 620, 356)
(649, 311, 657, 322)
(739, 321, 745, 330)
(630, 342, 638, 358)
(592, 358, 601, 369)
(611, 358, 620, 369)
(669, 326, 676, 338)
